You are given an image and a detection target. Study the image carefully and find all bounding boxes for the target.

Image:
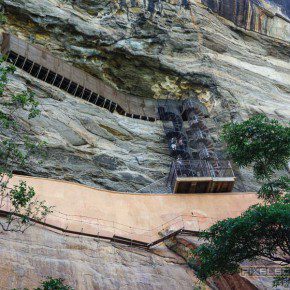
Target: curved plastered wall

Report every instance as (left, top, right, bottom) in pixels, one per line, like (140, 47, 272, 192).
(6, 175, 258, 243)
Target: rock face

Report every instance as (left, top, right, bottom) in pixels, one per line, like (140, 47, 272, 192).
(265, 0, 290, 17)
(200, 0, 290, 41)
(0, 221, 199, 290)
(118, 0, 290, 41)
(163, 234, 288, 290)
(4, 70, 170, 192)
(0, 1, 289, 289)
(0, 0, 290, 192)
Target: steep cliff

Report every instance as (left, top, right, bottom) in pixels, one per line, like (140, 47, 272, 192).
(3, 70, 170, 192)
(0, 1, 289, 289)
(163, 233, 288, 290)
(1, 0, 289, 191)
(0, 220, 200, 290)
(200, 0, 290, 41)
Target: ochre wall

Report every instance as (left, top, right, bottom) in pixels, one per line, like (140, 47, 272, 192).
(8, 175, 258, 243)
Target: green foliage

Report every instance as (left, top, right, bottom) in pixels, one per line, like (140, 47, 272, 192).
(189, 200, 290, 281)
(273, 268, 290, 288)
(0, 57, 52, 232)
(35, 277, 73, 290)
(0, 59, 15, 97)
(222, 114, 290, 180)
(1, 181, 53, 232)
(12, 277, 73, 290)
(0, 11, 7, 25)
(191, 115, 290, 286)
(11, 91, 41, 119)
(0, 57, 43, 172)
(258, 176, 290, 203)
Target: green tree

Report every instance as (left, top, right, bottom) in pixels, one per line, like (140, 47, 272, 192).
(189, 200, 290, 281)
(189, 115, 290, 286)
(222, 114, 290, 180)
(273, 268, 290, 288)
(0, 57, 53, 232)
(2, 181, 53, 232)
(35, 277, 73, 290)
(12, 277, 73, 290)
(258, 176, 290, 203)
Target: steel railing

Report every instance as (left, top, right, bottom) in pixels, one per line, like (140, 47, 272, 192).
(0, 198, 229, 247)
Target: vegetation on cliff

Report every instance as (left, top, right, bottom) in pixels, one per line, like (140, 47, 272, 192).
(191, 200, 290, 277)
(13, 277, 73, 290)
(190, 115, 290, 286)
(0, 58, 53, 232)
(34, 277, 73, 290)
(222, 114, 290, 180)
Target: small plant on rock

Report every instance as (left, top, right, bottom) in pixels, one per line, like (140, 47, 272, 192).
(35, 277, 73, 290)
(12, 277, 73, 290)
(0, 57, 53, 232)
(0, 11, 7, 25)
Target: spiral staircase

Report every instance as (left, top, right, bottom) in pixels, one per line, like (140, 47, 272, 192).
(158, 98, 235, 194)
(1, 33, 235, 194)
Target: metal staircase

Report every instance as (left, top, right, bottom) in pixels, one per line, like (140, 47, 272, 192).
(157, 97, 235, 194)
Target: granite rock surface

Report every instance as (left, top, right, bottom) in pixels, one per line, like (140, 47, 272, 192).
(0, 222, 199, 290)
(0, 0, 289, 192)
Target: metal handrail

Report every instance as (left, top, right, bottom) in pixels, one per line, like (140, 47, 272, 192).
(0, 200, 226, 246)
(167, 159, 235, 186)
(136, 177, 171, 194)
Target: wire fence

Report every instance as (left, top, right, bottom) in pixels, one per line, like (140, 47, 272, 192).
(136, 176, 172, 194)
(1, 197, 229, 245)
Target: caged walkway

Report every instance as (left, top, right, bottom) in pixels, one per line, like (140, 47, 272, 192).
(1, 33, 158, 121)
(1, 33, 236, 194)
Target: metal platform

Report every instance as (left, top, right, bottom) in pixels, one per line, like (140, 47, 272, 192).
(173, 176, 236, 194)
(168, 159, 236, 194)
(157, 97, 236, 194)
